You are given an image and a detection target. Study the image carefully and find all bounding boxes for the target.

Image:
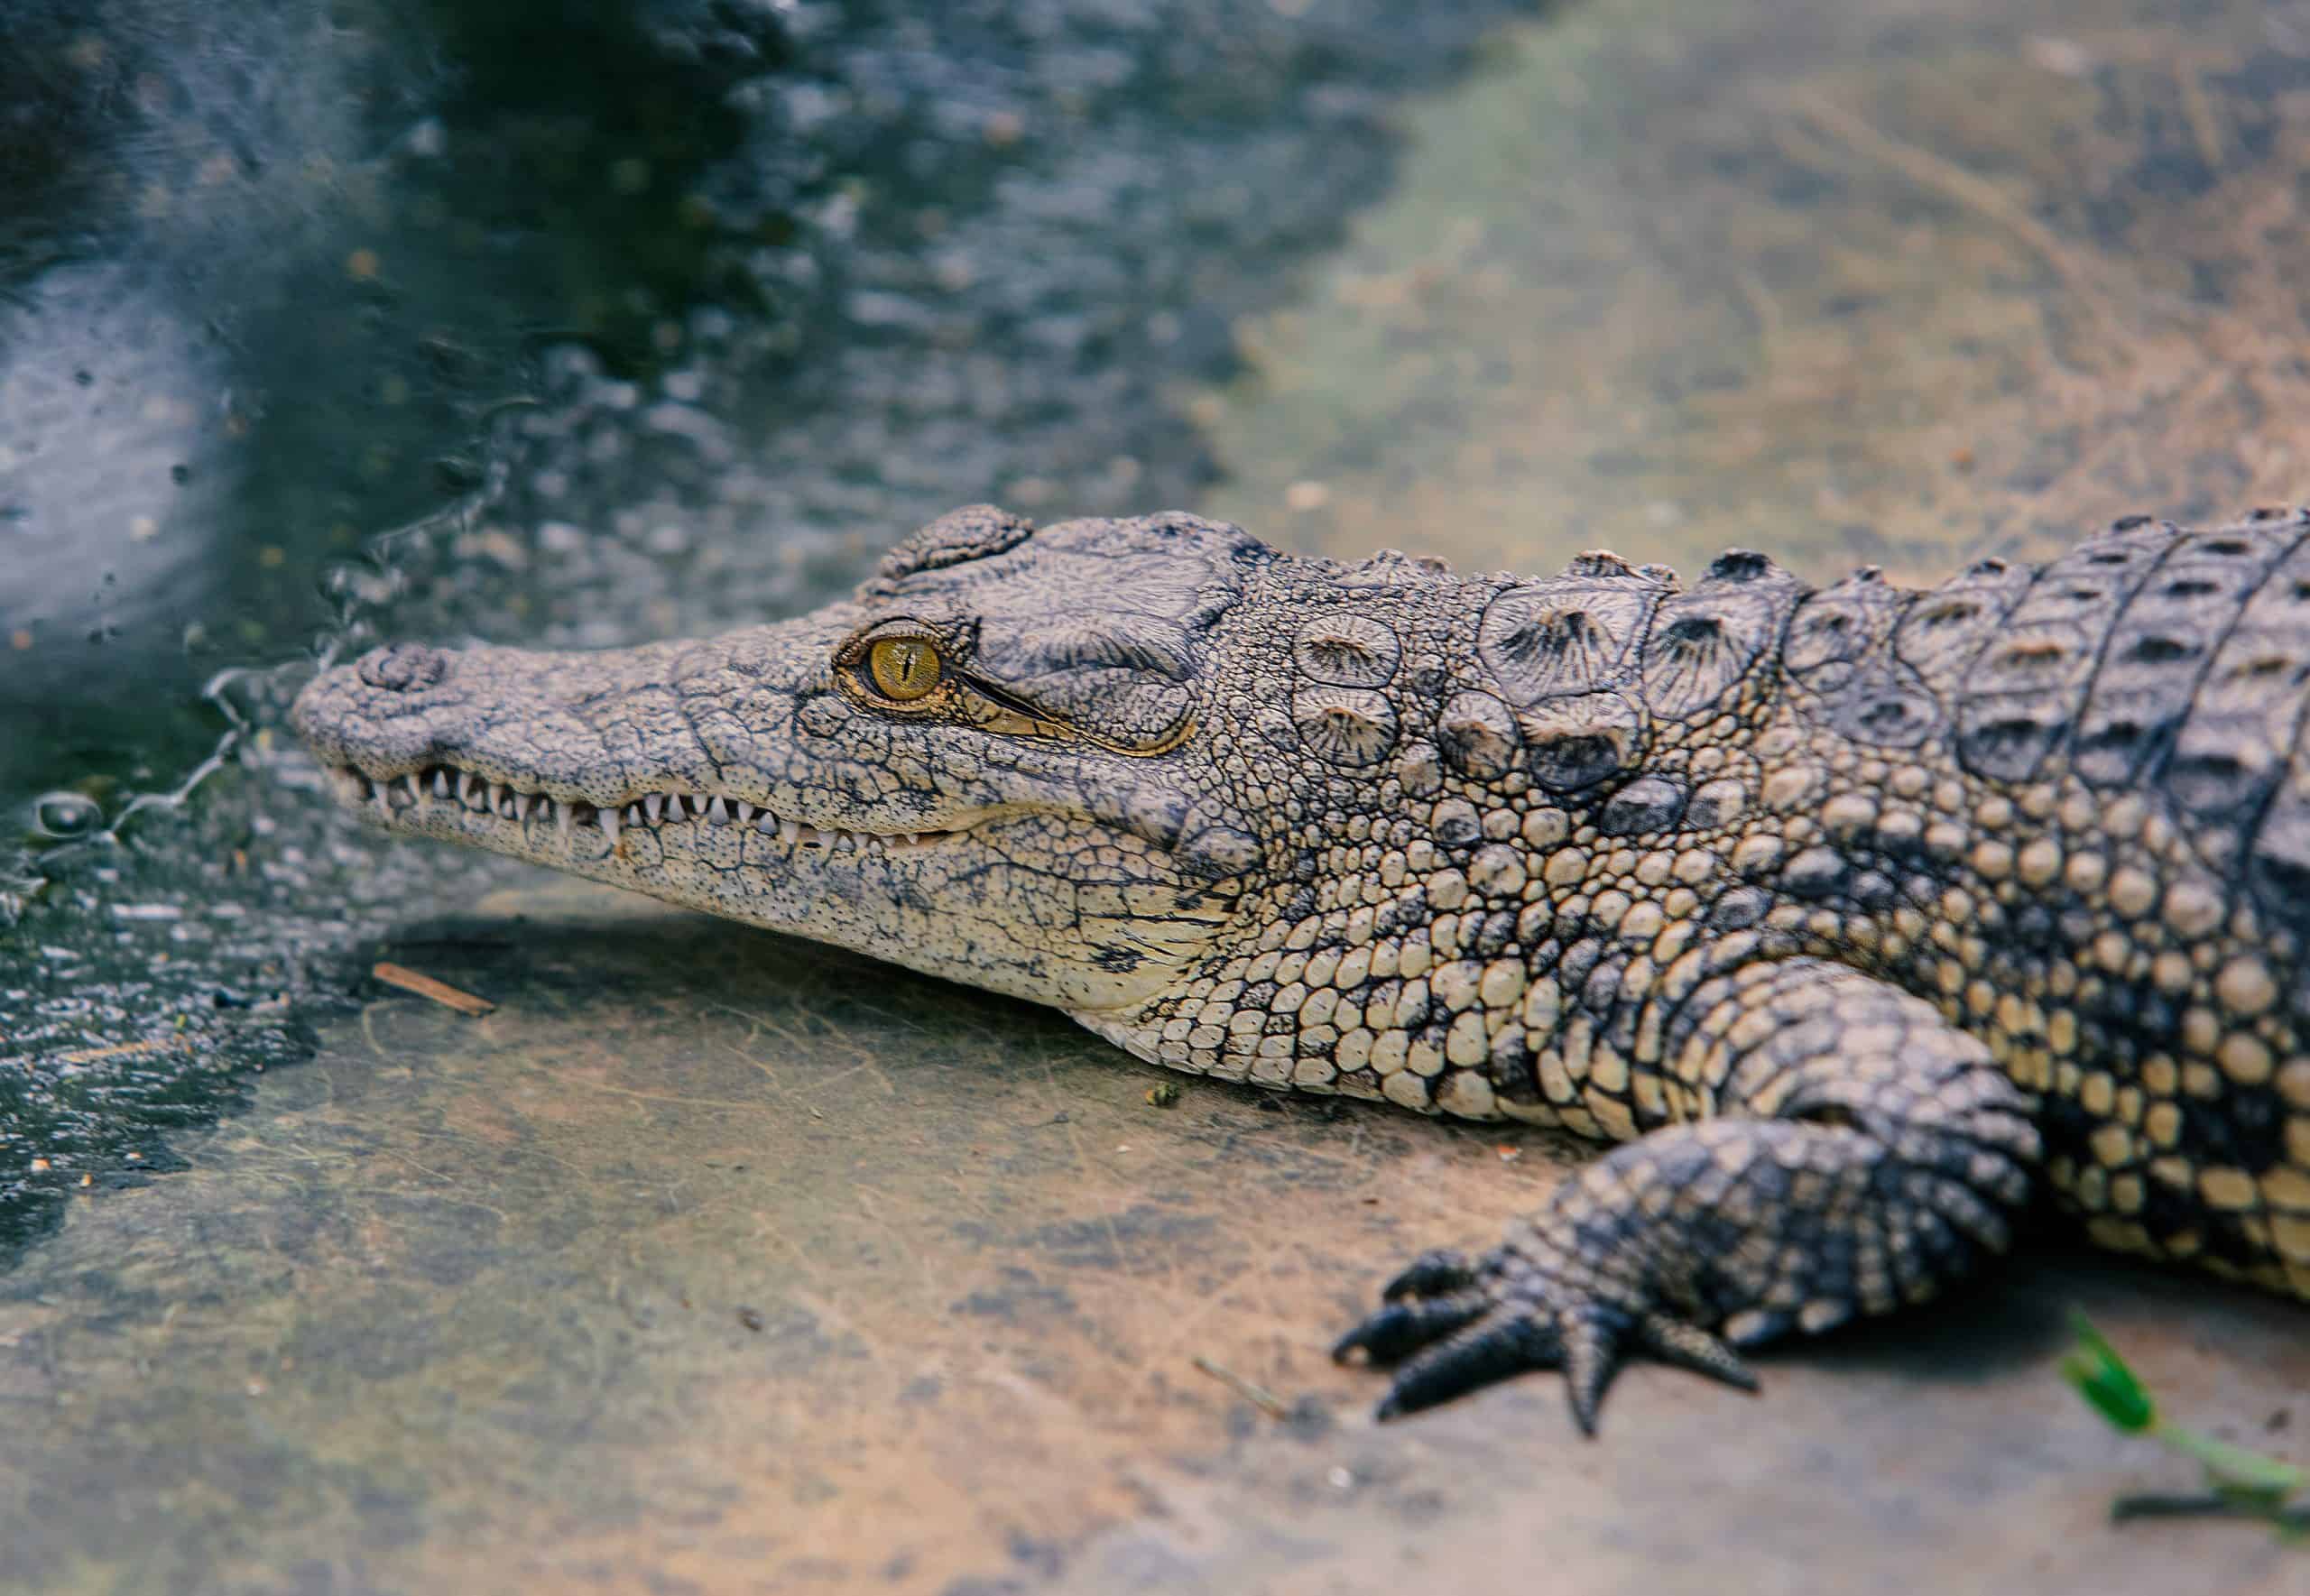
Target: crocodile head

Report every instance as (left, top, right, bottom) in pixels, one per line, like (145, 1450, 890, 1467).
(291, 506, 1281, 1019)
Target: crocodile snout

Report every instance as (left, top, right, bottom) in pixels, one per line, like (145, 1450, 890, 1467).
(291, 643, 467, 776)
(356, 642, 450, 692)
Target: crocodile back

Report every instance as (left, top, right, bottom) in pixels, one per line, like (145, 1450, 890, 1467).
(1757, 511, 2310, 1296)
(1893, 512, 2310, 945)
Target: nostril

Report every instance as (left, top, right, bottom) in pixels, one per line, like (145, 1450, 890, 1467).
(356, 642, 449, 693)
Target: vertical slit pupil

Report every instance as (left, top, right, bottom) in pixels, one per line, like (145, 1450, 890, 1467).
(870, 637, 942, 701)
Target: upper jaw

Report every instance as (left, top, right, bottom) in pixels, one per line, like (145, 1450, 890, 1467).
(288, 613, 982, 858)
(288, 610, 1245, 886)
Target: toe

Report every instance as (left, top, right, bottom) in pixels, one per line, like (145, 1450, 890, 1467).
(1332, 1289, 1492, 1365)
(1636, 1313, 1760, 1393)
(1381, 1248, 1480, 1301)
(1374, 1307, 1561, 1421)
(1558, 1309, 1629, 1437)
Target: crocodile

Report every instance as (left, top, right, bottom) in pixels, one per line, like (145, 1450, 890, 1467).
(291, 503, 2310, 1434)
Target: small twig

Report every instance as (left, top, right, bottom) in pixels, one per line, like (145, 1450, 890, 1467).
(53, 1038, 180, 1066)
(1190, 1353, 1290, 1419)
(371, 962, 495, 1016)
(2112, 1493, 2310, 1531)
(2176, 65, 2225, 174)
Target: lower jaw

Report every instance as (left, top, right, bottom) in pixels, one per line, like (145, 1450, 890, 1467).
(346, 788, 1224, 1014)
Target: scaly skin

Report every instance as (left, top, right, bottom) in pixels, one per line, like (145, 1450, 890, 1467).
(291, 503, 2310, 1433)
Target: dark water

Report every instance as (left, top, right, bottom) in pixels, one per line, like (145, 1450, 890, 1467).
(0, 1, 1544, 1259)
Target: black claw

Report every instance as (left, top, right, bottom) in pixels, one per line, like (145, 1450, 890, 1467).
(1373, 1308, 1560, 1421)
(1332, 1290, 1492, 1365)
(1380, 1248, 1479, 1302)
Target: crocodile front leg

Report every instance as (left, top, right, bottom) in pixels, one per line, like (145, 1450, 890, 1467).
(1334, 958, 2044, 1434)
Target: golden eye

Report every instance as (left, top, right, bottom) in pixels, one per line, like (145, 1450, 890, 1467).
(867, 636, 943, 702)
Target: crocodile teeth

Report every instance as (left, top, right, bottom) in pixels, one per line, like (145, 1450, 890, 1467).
(342, 753, 962, 860)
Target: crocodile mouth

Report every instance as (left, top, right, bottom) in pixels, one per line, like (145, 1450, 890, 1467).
(326, 759, 964, 855)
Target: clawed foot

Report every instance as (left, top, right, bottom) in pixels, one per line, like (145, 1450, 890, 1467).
(1330, 1246, 1760, 1435)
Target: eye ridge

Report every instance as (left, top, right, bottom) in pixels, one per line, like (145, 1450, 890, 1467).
(838, 624, 1194, 756)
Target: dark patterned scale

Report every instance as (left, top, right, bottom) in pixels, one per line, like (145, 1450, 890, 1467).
(1640, 550, 1806, 722)
(2070, 524, 2304, 789)
(2160, 522, 2310, 887)
(1784, 571, 1942, 750)
(1950, 524, 2185, 783)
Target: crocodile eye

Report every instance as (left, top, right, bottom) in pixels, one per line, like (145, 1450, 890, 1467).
(867, 636, 943, 702)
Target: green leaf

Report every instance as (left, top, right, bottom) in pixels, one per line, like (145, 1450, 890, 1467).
(2064, 1311, 2306, 1534)
(2164, 1427, 2308, 1498)
(2060, 1312, 2156, 1435)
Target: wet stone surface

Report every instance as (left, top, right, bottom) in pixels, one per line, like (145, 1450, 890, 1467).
(1205, 0, 2310, 583)
(7, 0, 2310, 1589)
(2, 880, 2304, 1592)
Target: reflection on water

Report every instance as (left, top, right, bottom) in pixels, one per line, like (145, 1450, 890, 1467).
(0, 0, 1541, 1257)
